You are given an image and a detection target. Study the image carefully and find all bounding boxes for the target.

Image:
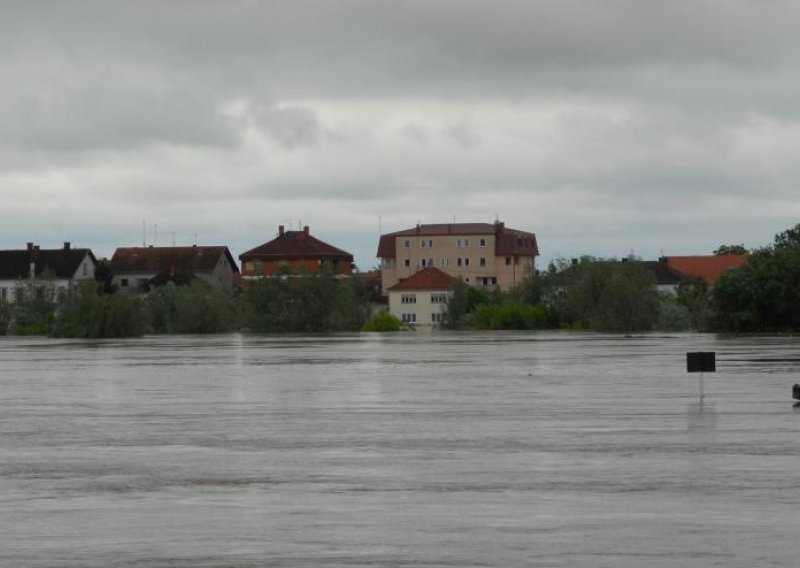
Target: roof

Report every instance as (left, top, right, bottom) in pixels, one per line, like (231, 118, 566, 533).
(241, 230, 353, 261)
(387, 267, 457, 292)
(377, 222, 538, 258)
(0, 245, 95, 280)
(665, 255, 748, 285)
(110, 246, 239, 275)
(638, 261, 684, 286)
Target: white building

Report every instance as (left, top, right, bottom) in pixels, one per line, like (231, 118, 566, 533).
(0, 242, 96, 303)
(387, 267, 456, 328)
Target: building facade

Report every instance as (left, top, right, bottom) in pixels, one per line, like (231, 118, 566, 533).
(0, 242, 96, 303)
(377, 221, 538, 295)
(387, 267, 455, 328)
(240, 225, 354, 279)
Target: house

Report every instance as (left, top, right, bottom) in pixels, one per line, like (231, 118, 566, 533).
(663, 255, 748, 286)
(387, 266, 456, 327)
(641, 255, 749, 294)
(239, 225, 354, 279)
(110, 246, 239, 292)
(638, 260, 685, 294)
(377, 221, 538, 295)
(0, 242, 97, 303)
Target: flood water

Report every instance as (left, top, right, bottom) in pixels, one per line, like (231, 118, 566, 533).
(1, 332, 799, 567)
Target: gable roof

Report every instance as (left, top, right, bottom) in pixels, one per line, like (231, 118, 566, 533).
(0, 245, 95, 280)
(110, 246, 239, 275)
(241, 229, 353, 261)
(665, 255, 748, 285)
(388, 267, 457, 292)
(377, 222, 538, 258)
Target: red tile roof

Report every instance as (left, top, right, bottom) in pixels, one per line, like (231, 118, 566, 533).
(110, 246, 239, 274)
(387, 267, 456, 291)
(241, 229, 353, 261)
(665, 255, 748, 285)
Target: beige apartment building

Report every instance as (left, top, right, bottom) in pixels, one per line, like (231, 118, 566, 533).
(377, 221, 538, 295)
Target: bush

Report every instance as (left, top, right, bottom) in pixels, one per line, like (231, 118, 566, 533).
(472, 302, 547, 330)
(145, 283, 237, 334)
(51, 282, 148, 338)
(240, 271, 370, 333)
(362, 311, 402, 331)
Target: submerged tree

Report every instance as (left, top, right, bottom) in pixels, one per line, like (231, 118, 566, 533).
(241, 270, 369, 333)
(51, 282, 147, 338)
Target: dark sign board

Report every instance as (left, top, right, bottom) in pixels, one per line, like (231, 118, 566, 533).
(687, 351, 716, 373)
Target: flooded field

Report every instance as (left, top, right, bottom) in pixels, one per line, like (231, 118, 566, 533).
(1, 332, 798, 567)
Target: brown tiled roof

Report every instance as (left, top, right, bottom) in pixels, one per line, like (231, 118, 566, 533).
(0, 245, 95, 279)
(377, 222, 538, 258)
(388, 267, 456, 291)
(241, 230, 353, 261)
(665, 255, 748, 285)
(110, 246, 239, 275)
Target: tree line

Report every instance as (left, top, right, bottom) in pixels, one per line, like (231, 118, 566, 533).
(2, 223, 799, 337)
(0, 270, 374, 338)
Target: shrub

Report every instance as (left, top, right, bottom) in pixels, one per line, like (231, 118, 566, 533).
(362, 311, 402, 331)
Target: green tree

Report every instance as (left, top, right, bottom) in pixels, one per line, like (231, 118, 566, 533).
(52, 282, 147, 338)
(553, 258, 660, 332)
(145, 283, 237, 334)
(241, 271, 369, 333)
(675, 277, 712, 331)
(774, 223, 800, 249)
(714, 244, 748, 255)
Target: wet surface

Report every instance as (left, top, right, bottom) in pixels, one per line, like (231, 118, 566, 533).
(1, 332, 799, 567)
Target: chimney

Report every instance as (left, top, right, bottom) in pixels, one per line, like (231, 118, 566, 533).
(64, 242, 71, 250)
(494, 221, 505, 234)
(27, 242, 33, 252)
(303, 225, 309, 237)
(278, 225, 285, 236)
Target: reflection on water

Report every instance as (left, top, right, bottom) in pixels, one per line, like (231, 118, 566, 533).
(1, 332, 800, 568)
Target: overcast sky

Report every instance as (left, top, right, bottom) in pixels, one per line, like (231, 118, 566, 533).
(2, 1, 800, 269)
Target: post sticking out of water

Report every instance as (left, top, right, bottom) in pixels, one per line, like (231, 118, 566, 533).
(687, 352, 715, 408)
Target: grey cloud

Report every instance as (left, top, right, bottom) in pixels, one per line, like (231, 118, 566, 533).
(254, 106, 321, 150)
(0, 88, 237, 152)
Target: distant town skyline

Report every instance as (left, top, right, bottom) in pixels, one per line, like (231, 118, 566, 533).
(2, 1, 799, 270)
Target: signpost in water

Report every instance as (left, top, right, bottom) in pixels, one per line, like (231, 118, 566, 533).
(687, 351, 716, 405)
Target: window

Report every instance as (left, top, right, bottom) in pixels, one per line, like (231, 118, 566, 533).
(457, 257, 470, 267)
(401, 293, 417, 304)
(431, 313, 443, 323)
(402, 239, 411, 248)
(491, 277, 497, 285)
(404, 258, 411, 267)
(456, 238, 470, 247)
(430, 292, 448, 303)
(421, 239, 434, 248)
(402, 313, 417, 323)
(479, 238, 486, 248)
(505, 257, 512, 266)
(382, 258, 395, 269)
(0, 288, 6, 302)
(420, 258, 434, 268)
(479, 257, 486, 267)
(121, 278, 129, 287)
(83, 264, 88, 276)
(441, 257, 449, 267)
